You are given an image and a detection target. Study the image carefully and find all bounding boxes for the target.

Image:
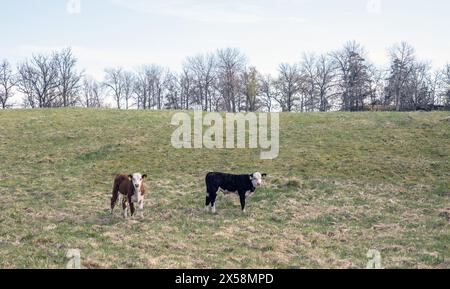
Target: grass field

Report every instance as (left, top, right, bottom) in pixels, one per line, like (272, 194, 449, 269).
(0, 109, 449, 269)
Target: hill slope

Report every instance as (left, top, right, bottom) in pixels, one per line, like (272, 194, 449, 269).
(0, 109, 449, 268)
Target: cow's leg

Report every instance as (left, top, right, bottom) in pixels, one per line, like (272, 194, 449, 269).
(210, 191, 218, 214)
(122, 197, 128, 218)
(205, 193, 211, 212)
(130, 203, 136, 217)
(128, 195, 136, 217)
(138, 200, 144, 218)
(205, 184, 217, 212)
(110, 185, 120, 214)
(239, 191, 246, 213)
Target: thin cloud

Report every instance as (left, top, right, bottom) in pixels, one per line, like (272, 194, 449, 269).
(111, 0, 306, 24)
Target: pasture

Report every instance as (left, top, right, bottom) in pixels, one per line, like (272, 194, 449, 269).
(0, 109, 449, 268)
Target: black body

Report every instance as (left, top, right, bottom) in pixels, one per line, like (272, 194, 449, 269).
(205, 172, 256, 211)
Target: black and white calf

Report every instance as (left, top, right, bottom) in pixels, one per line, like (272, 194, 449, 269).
(205, 172, 267, 213)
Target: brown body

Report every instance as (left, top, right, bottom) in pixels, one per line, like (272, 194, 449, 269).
(111, 173, 146, 217)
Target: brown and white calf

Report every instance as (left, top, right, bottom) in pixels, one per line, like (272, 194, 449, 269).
(110, 173, 147, 218)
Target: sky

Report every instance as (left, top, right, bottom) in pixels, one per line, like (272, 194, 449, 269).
(1, 0, 449, 81)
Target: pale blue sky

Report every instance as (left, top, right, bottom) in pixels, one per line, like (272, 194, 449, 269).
(1, 0, 449, 79)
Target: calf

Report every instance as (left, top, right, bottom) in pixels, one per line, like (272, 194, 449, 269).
(110, 173, 147, 218)
(205, 172, 267, 213)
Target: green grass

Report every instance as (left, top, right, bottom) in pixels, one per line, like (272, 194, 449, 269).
(0, 109, 449, 268)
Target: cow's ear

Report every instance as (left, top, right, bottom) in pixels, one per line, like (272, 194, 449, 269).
(262, 173, 267, 178)
(128, 175, 133, 180)
(142, 174, 147, 179)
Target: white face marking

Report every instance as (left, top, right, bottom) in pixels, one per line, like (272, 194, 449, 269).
(131, 173, 145, 204)
(131, 173, 143, 191)
(251, 172, 263, 188)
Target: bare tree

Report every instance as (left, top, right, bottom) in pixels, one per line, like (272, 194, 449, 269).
(274, 63, 301, 112)
(429, 70, 442, 106)
(433, 65, 450, 108)
(82, 76, 104, 108)
(385, 42, 416, 111)
(0, 60, 16, 109)
(408, 61, 433, 110)
(210, 85, 223, 112)
(122, 71, 135, 109)
(164, 71, 180, 110)
(367, 65, 386, 108)
(178, 68, 195, 110)
(258, 74, 275, 112)
(104, 67, 125, 109)
(184, 53, 216, 111)
(54, 48, 83, 107)
(104, 68, 137, 109)
(17, 53, 60, 108)
(442, 64, 450, 107)
(332, 41, 372, 111)
(152, 66, 166, 110)
(242, 66, 259, 112)
(134, 66, 152, 109)
(315, 54, 338, 112)
(298, 53, 337, 112)
(216, 48, 246, 112)
(299, 54, 318, 112)
(385, 43, 438, 111)
(133, 65, 166, 110)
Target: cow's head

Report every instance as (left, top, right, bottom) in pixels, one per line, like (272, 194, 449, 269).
(128, 173, 147, 196)
(250, 172, 267, 188)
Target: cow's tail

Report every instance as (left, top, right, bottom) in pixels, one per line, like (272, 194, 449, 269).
(110, 178, 120, 213)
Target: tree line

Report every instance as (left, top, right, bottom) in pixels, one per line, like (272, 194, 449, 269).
(1, 42, 450, 112)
